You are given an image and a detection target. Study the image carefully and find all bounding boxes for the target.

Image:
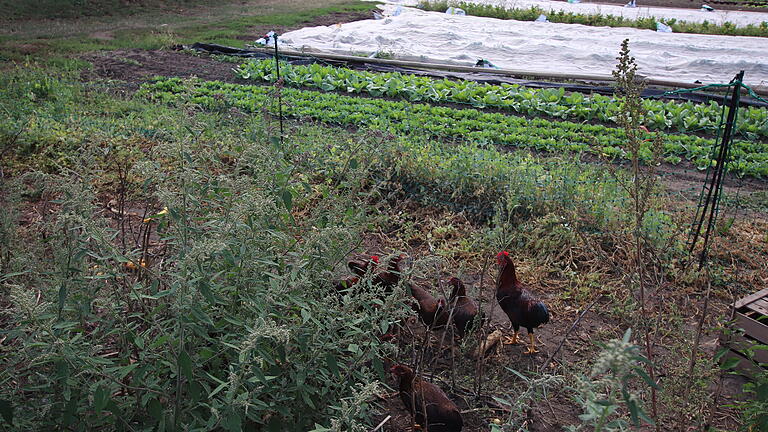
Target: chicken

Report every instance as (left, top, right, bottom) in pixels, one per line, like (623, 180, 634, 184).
(390, 364, 463, 432)
(447, 277, 483, 338)
(333, 255, 379, 295)
(495, 251, 550, 354)
(348, 255, 379, 277)
(373, 254, 405, 290)
(409, 283, 449, 329)
(343, 254, 403, 294)
(333, 276, 359, 294)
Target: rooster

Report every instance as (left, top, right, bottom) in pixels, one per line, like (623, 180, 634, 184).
(495, 251, 549, 354)
(447, 277, 483, 339)
(390, 364, 463, 432)
(409, 283, 449, 329)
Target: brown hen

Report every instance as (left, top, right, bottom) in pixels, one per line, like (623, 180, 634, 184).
(391, 364, 463, 432)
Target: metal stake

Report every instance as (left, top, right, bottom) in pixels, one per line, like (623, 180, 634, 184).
(688, 70, 744, 269)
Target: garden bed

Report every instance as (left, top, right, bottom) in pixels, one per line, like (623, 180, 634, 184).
(234, 59, 768, 140)
(139, 77, 768, 177)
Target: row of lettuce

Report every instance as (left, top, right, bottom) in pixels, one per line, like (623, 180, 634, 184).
(234, 60, 768, 141)
(140, 77, 768, 177)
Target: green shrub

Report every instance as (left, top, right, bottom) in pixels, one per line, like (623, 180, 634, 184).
(0, 70, 408, 429)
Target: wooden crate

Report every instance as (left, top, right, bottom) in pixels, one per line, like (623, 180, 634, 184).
(723, 288, 768, 376)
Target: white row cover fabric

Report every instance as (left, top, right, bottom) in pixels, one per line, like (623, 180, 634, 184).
(378, 0, 768, 28)
(279, 5, 768, 86)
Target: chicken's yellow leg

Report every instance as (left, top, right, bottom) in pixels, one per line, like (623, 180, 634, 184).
(524, 333, 539, 354)
(503, 330, 519, 345)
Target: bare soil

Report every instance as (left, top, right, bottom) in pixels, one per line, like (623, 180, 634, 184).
(350, 199, 757, 432)
(82, 9, 372, 86)
(84, 49, 245, 86)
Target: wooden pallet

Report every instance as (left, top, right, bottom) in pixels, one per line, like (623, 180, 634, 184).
(723, 288, 768, 376)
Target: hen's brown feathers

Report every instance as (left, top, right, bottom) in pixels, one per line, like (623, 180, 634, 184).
(447, 278, 482, 338)
(391, 365, 463, 432)
(409, 283, 449, 328)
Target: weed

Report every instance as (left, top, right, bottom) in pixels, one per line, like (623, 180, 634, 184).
(568, 329, 657, 431)
(0, 66, 403, 430)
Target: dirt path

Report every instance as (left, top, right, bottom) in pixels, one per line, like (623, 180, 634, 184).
(84, 49, 244, 85)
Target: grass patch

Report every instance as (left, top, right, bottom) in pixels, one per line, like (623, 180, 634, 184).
(1, 0, 257, 20)
(0, 0, 375, 65)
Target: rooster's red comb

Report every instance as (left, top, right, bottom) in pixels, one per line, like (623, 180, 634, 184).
(370, 255, 380, 263)
(497, 251, 510, 265)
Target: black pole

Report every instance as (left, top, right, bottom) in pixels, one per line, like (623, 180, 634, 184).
(694, 70, 743, 269)
(687, 71, 741, 257)
(687, 89, 728, 255)
(274, 33, 284, 147)
(688, 102, 727, 257)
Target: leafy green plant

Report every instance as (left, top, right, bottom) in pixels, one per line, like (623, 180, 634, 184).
(0, 72, 409, 430)
(568, 329, 657, 431)
(492, 369, 563, 432)
(234, 59, 768, 140)
(738, 371, 768, 431)
(139, 77, 768, 177)
(719, 339, 768, 431)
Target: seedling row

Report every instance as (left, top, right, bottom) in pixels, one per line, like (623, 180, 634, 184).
(235, 60, 768, 140)
(140, 77, 768, 177)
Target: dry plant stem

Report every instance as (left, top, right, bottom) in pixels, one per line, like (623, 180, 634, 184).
(416, 291, 437, 375)
(273, 35, 284, 147)
(678, 278, 720, 430)
(633, 116, 660, 432)
(428, 260, 454, 386)
(447, 312, 456, 392)
(473, 254, 491, 402)
(705, 289, 737, 431)
(173, 129, 199, 430)
(613, 39, 660, 428)
(686, 276, 711, 381)
(539, 295, 602, 372)
(370, 415, 392, 432)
